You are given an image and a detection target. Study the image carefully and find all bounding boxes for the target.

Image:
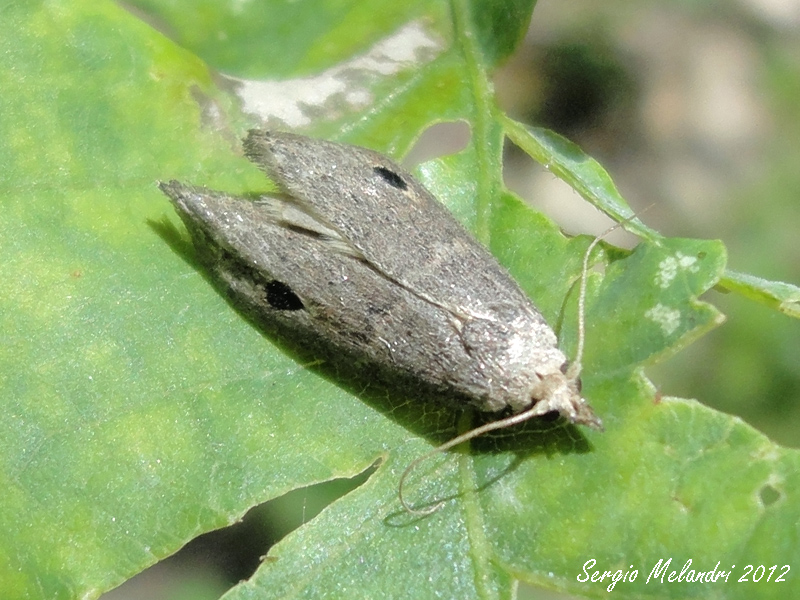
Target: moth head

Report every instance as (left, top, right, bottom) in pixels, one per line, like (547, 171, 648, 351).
(529, 369, 603, 431)
(399, 364, 602, 516)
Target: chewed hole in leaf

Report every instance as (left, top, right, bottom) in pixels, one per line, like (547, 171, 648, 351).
(759, 483, 781, 507)
(402, 120, 471, 167)
(101, 465, 377, 599)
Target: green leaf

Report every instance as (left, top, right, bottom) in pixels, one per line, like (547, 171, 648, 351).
(718, 270, 800, 319)
(502, 118, 659, 242)
(466, 0, 537, 67)
(2, 1, 798, 600)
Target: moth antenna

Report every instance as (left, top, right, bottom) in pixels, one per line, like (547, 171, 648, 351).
(399, 404, 551, 515)
(567, 209, 650, 381)
(568, 230, 608, 380)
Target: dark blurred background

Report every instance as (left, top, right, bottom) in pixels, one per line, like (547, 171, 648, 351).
(105, 1, 800, 598)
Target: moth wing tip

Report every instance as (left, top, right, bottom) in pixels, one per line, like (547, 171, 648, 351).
(157, 179, 179, 191)
(157, 179, 191, 201)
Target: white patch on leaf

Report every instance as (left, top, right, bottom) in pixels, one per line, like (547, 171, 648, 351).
(655, 257, 678, 289)
(645, 303, 681, 336)
(677, 252, 699, 272)
(655, 252, 700, 289)
(232, 21, 442, 127)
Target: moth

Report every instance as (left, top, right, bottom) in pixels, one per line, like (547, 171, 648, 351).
(160, 131, 602, 512)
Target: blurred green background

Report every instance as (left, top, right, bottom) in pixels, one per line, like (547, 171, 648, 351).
(497, 0, 800, 450)
(103, 0, 800, 598)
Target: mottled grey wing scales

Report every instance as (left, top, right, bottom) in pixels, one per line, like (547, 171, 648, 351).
(244, 131, 538, 323)
(160, 131, 600, 425)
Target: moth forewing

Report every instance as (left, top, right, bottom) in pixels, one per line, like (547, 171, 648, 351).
(160, 130, 601, 452)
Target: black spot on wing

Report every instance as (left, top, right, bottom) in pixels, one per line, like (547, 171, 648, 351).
(266, 280, 304, 311)
(373, 166, 408, 190)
